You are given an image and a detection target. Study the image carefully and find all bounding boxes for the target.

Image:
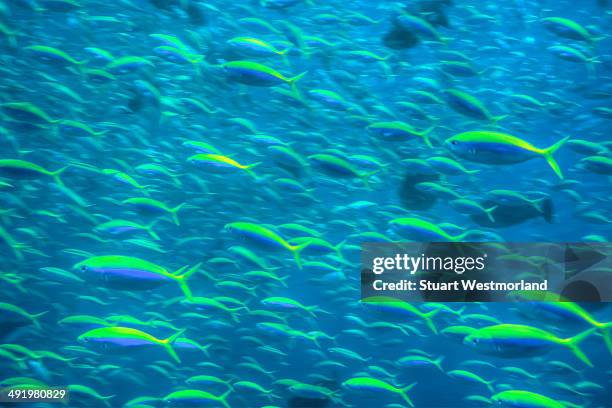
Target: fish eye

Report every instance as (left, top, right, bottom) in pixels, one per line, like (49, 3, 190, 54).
(81, 265, 88, 271)
(451, 140, 457, 145)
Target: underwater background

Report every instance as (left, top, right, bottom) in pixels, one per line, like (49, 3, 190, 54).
(0, 0, 611, 407)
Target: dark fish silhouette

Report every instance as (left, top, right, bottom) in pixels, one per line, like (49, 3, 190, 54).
(398, 171, 440, 210)
(470, 198, 553, 227)
(383, 0, 453, 49)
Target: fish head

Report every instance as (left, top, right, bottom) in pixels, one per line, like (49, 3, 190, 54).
(73, 260, 90, 274)
(490, 394, 504, 406)
(463, 331, 494, 353)
(77, 332, 92, 343)
(444, 135, 477, 158)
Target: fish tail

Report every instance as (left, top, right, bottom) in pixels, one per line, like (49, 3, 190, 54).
(218, 389, 231, 408)
(310, 335, 321, 348)
(51, 166, 89, 207)
(200, 344, 212, 358)
(455, 306, 467, 316)
(454, 230, 472, 242)
(145, 220, 160, 240)
(492, 115, 509, 126)
(563, 327, 597, 367)
(288, 71, 307, 96)
(422, 309, 440, 334)
(288, 71, 307, 86)
(245, 162, 261, 179)
(50, 166, 70, 187)
(422, 125, 436, 148)
(30, 311, 48, 329)
(334, 239, 347, 259)
(162, 328, 186, 363)
(291, 241, 311, 270)
(380, 61, 393, 80)
(486, 381, 495, 393)
(174, 262, 202, 299)
(360, 170, 380, 189)
(434, 356, 445, 372)
(400, 382, 417, 407)
(170, 203, 186, 225)
(597, 322, 612, 356)
(541, 136, 570, 179)
(485, 205, 498, 223)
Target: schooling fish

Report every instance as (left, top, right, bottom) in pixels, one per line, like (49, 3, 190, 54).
(162, 389, 231, 408)
(491, 390, 576, 408)
(74, 255, 201, 299)
(445, 131, 570, 179)
(222, 60, 306, 90)
(78, 326, 185, 363)
(225, 222, 310, 269)
(342, 377, 417, 407)
(464, 324, 596, 366)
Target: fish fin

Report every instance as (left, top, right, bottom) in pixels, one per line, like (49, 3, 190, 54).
(597, 322, 612, 356)
(245, 162, 261, 179)
(562, 327, 597, 367)
(422, 309, 440, 333)
(50, 166, 70, 187)
(288, 71, 307, 85)
(174, 263, 202, 300)
(218, 389, 231, 408)
(455, 306, 467, 316)
(162, 328, 186, 363)
(31, 311, 48, 329)
(485, 206, 498, 223)
(288, 71, 307, 98)
(434, 356, 445, 372)
(360, 170, 380, 189)
(145, 220, 160, 240)
(334, 239, 347, 259)
(400, 382, 417, 407)
(200, 344, 212, 358)
(422, 125, 436, 148)
(170, 203, 186, 225)
(291, 241, 311, 270)
(541, 136, 570, 179)
(492, 115, 509, 125)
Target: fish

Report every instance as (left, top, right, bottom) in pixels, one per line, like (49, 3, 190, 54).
(491, 390, 577, 408)
(342, 377, 417, 407)
(74, 256, 201, 299)
(445, 131, 570, 179)
(464, 324, 597, 366)
(225, 222, 310, 269)
(78, 326, 185, 363)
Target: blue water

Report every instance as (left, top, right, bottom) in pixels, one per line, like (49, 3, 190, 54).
(1, 0, 611, 407)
